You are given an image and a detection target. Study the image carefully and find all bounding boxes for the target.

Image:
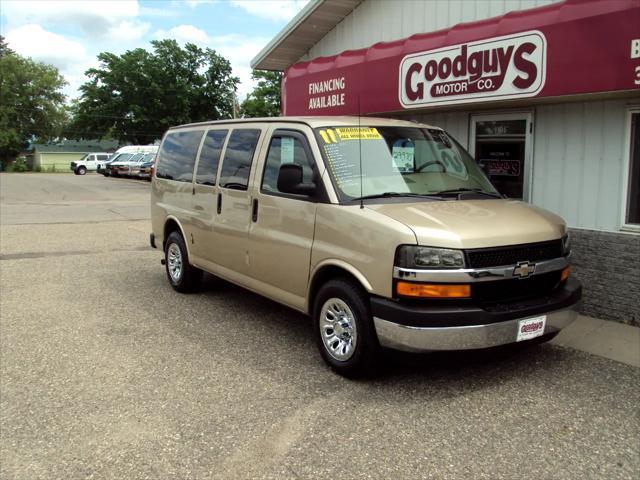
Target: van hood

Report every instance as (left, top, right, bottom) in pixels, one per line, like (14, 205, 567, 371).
(366, 199, 566, 249)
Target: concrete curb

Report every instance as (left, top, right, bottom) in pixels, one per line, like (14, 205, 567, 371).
(551, 314, 640, 367)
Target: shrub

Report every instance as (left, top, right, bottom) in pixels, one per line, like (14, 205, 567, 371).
(6, 158, 28, 172)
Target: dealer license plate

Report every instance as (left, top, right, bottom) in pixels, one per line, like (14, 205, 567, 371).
(516, 315, 547, 342)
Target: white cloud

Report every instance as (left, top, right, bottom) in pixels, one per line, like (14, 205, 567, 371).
(1, 0, 140, 36)
(154, 24, 210, 44)
(4, 24, 87, 71)
(231, 0, 309, 22)
(3, 23, 97, 99)
(106, 20, 152, 43)
(209, 35, 273, 99)
(184, 0, 217, 8)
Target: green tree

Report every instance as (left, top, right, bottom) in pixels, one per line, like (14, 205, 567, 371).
(0, 36, 68, 164)
(240, 70, 282, 118)
(68, 40, 239, 144)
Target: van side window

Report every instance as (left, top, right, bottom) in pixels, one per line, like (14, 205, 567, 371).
(261, 133, 314, 195)
(156, 130, 204, 182)
(218, 129, 261, 190)
(196, 129, 228, 186)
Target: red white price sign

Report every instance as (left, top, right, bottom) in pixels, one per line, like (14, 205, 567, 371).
(517, 315, 547, 342)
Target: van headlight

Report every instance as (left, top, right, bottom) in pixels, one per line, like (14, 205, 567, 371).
(395, 246, 465, 269)
(562, 233, 571, 256)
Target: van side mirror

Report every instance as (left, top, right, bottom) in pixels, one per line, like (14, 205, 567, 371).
(277, 163, 316, 196)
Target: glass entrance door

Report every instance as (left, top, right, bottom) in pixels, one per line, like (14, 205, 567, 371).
(470, 113, 533, 201)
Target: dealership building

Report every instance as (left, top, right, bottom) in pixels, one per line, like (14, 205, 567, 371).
(252, 0, 640, 324)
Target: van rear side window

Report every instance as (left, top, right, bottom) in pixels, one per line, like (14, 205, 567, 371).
(196, 130, 228, 186)
(218, 129, 261, 190)
(156, 130, 204, 182)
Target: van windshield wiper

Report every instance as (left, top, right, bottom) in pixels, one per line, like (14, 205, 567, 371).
(355, 192, 443, 201)
(431, 188, 503, 198)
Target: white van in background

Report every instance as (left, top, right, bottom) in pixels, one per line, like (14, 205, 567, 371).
(98, 145, 158, 176)
(70, 152, 112, 175)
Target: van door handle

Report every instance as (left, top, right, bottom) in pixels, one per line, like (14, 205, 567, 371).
(251, 198, 258, 222)
(217, 193, 222, 214)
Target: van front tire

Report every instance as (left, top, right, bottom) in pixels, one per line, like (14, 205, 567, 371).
(164, 231, 202, 293)
(313, 278, 381, 378)
(76, 166, 86, 175)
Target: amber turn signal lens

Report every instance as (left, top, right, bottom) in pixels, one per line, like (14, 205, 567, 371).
(560, 266, 570, 282)
(396, 282, 471, 298)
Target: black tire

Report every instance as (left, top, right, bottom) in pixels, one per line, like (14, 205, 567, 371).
(164, 231, 202, 293)
(77, 166, 87, 175)
(313, 278, 381, 378)
(103, 171, 110, 177)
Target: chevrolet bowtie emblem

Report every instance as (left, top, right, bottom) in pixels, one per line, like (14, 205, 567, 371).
(513, 261, 536, 279)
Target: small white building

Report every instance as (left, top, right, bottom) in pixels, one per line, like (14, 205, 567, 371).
(252, 0, 640, 323)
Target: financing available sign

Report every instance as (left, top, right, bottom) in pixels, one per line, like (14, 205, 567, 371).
(399, 31, 546, 108)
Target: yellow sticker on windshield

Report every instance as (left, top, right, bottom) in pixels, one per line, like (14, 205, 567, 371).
(335, 127, 382, 141)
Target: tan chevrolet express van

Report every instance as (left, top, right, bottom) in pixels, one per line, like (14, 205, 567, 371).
(150, 117, 581, 376)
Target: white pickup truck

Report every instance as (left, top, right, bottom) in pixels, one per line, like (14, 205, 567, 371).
(70, 153, 112, 175)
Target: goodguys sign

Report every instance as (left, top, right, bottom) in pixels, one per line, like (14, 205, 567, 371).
(281, 1, 639, 116)
(399, 31, 546, 108)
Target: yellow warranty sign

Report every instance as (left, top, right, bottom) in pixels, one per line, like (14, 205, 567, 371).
(319, 127, 382, 143)
(336, 127, 382, 141)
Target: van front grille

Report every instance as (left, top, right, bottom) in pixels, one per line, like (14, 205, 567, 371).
(472, 271, 563, 304)
(465, 240, 563, 268)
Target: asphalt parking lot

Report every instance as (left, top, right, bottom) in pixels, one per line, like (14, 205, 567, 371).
(1, 173, 639, 479)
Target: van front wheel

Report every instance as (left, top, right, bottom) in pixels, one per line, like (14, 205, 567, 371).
(313, 279, 380, 377)
(164, 231, 202, 293)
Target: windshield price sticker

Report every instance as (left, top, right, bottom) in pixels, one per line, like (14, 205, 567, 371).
(392, 146, 415, 173)
(322, 143, 360, 191)
(280, 137, 295, 164)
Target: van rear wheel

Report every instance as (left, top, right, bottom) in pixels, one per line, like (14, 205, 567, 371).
(164, 231, 202, 293)
(313, 278, 380, 377)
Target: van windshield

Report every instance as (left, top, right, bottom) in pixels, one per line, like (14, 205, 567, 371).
(315, 126, 498, 202)
(112, 153, 132, 163)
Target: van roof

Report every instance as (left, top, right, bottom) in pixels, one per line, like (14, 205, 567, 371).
(169, 116, 440, 131)
(114, 145, 159, 153)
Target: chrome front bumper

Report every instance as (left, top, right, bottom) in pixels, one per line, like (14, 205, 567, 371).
(374, 303, 580, 352)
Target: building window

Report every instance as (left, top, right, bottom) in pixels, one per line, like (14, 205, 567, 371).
(625, 112, 640, 227)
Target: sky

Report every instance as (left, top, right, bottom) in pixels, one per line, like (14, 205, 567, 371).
(0, 0, 308, 101)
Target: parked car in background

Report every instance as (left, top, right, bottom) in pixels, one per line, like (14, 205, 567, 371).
(103, 153, 133, 176)
(111, 153, 146, 177)
(136, 159, 155, 181)
(99, 145, 158, 176)
(130, 153, 156, 179)
(70, 153, 111, 175)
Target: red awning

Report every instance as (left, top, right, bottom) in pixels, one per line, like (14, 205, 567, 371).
(283, 0, 640, 115)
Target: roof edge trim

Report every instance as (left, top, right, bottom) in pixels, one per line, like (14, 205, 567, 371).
(250, 0, 325, 70)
